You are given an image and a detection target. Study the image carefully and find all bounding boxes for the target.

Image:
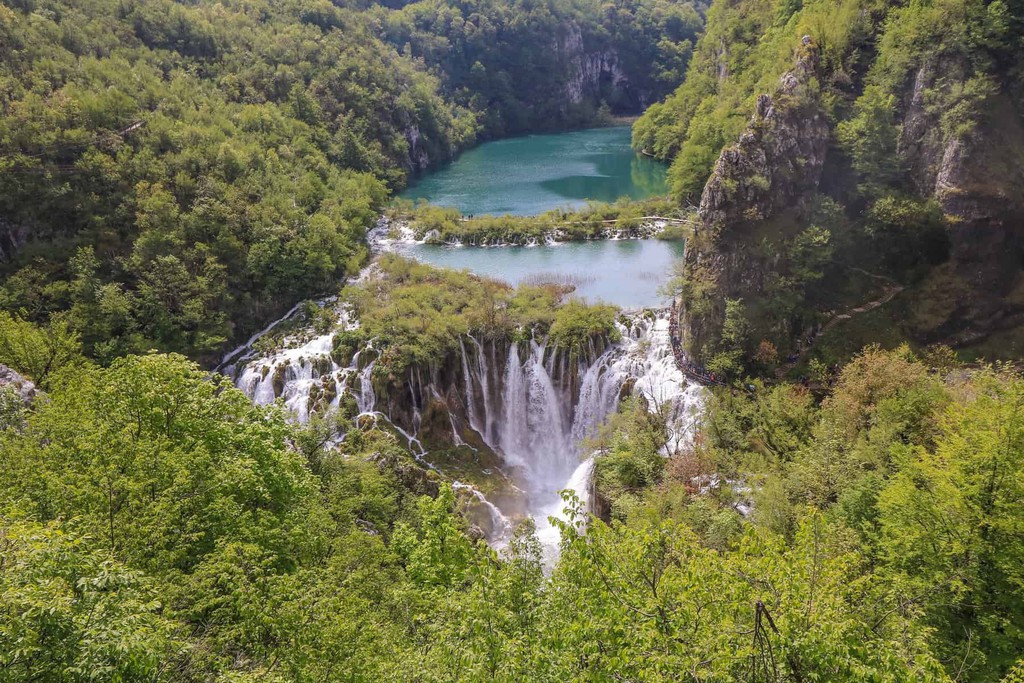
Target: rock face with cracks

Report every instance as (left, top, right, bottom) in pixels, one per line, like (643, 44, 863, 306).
(698, 37, 829, 234)
(681, 31, 1024, 357)
(684, 37, 829, 358)
(898, 55, 1024, 346)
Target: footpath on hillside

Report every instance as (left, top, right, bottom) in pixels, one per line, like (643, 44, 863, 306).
(774, 269, 904, 379)
(669, 267, 904, 386)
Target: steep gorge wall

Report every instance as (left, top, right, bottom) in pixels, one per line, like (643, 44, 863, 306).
(673, 2, 1024, 361)
(556, 22, 639, 113)
(896, 58, 1024, 344)
(683, 38, 830, 358)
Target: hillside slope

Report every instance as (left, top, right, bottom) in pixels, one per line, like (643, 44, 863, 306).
(0, 0, 702, 363)
(636, 0, 1024, 370)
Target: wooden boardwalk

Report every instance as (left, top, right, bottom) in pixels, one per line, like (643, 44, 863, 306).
(669, 301, 725, 386)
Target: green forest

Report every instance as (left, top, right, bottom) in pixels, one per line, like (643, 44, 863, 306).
(2, 0, 1024, 680)
(3, 318, 1024, 681)
(0, 0, 704, 361)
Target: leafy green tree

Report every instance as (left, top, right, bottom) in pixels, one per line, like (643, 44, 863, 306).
(0, 517, 183, 683)
(539, 505, 949, 681)
(0, 353, 317, 574)
(0, 312, 81, 388)
(877, 368, 1024, 680)
(708, 297, 748, 376)
(393, 484, 473, 588)
(837, 86, 904, 198)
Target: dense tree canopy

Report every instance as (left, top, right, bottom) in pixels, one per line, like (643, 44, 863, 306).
(378, 0, 706, 136)
(0, 0, 699, 363)
(1, 308, 1022, 681)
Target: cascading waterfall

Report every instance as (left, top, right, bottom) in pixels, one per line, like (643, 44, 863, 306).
(453, 482, 514, 541)
(355, 351, 377, 415)
(233, 304, 367, 426)
(451, 311, 703, 560)
(231, 303, 703, 559)
(235, 332, 337, 423)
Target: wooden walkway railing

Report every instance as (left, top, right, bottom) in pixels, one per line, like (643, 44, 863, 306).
(669, 300, 725, 386)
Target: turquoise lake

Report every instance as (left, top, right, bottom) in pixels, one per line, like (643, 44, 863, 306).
(391, 239, 685, 310)
(399, 126, 668, 216)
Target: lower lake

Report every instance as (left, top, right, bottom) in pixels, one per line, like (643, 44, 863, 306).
(390, 238, 684, 310)
(398, 126, 668, 216)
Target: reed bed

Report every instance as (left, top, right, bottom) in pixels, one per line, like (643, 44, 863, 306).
(521, 271, 598, 288)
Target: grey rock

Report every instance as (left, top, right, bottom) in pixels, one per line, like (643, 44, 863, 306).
(684, 38, 829, 357)
(0, 364, 36, 406)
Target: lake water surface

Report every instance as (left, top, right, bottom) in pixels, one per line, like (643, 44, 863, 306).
(394, 126, 678, 308)
(391, 239, 684, 310)
(399, 126, 667, 216)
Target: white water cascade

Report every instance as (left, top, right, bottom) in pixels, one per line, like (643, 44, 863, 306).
(232, 304, 364, 424)
(229, 304, 703, 560)
(453, 311, 703, 560)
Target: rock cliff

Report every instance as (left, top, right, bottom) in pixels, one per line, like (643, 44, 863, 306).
(557, 22, 635, 109)
(683, 37, 829, 358)
(698, 37, 829, 232)
(679, 28, 1024, 362)
(897, 58, 1024, 345)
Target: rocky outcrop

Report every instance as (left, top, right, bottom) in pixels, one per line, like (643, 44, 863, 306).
(698, 37, 829, 233)
(371, 449, 440, 497)
(0, 364, 36, 406)
(897, 57, 1024, 346)
(559, 22, 631, 107)
(403, 124, 433, 173)
(0, 364, 37, 429)
(683, 37, 829, 359)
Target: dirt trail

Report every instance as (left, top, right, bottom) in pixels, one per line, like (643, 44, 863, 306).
(775, 270, 904, 378)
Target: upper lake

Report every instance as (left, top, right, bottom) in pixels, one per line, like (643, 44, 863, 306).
(398, 126, 668, 216)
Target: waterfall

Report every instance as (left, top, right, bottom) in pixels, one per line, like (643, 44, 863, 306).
(356, 355, 376, 415)
(534, 456, 595, 563)
(453, 481, 513, 543)
(498, 342, 529, 471)
(235, 332, 340, 423)
(229, 302, 704, 559)
(449, 313, 702, 560)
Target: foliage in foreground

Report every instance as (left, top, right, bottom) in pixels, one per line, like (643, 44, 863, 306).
(0, 320, 1021, 680)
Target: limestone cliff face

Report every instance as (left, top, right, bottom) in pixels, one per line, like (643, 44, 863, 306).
(898, 57, 1024, 345)
(550, 21, 657, 117)
(681, 32, 1024, 357)
(558, 22, 631, 107)
(0, 218, 29, 262)
(683, 37, 829, 358)
(698, 39, 829, 231)
(403, 123, 437, 174)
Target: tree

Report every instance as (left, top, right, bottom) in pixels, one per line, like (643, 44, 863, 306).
(877, 368, 1024, 680)
(392, 484, 473, 588)
(0, 517, 183, 683)
(0, 312, 81, 388)
(837, 86, 904, 198)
